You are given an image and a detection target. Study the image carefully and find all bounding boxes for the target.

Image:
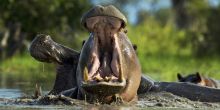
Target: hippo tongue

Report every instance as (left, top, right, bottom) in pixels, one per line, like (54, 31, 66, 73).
(99, 52, 113, 78)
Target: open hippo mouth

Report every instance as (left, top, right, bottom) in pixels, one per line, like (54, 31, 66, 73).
(79, 16, 126, 96)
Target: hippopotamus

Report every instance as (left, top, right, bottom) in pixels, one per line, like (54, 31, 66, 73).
(29, 5, 220, 103)
(30, 5, 142, 103)
(177, 72, 220, 88)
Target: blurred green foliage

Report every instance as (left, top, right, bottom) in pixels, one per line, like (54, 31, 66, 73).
(0, 53, 55, 90)
(0, 0, 91, 32)
(0, 0, 91, 56)
(127, 16, 220, 81)
(129, 17, 190, 56)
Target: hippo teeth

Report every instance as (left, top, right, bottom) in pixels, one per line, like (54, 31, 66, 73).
(118, 68, 124, 82)
(92, 73, 113, 82)
(83, 67, 89, 82)
(118, 57, 124, 83)
(104, 76, 112, 82)
(93, 74, 103, 82)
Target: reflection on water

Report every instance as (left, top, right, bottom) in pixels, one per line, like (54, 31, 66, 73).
(0, 70, 54, 97)
(0, 88, 49, 99)
(0, 89, 22, 99)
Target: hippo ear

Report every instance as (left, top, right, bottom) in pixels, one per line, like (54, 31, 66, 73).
(196, 72, 202, 82)
(177, 73, 183, 81)
(82, 40, 86, 47)
(133, 44, 137, 51)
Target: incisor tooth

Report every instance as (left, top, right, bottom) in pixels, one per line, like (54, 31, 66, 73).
(104, 76, 108, 82)
(104, 76, 112, 82)
(83, 67, 89, 82)
(93, 75, 102, 82)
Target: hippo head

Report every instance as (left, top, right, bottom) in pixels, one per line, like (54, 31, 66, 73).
(76, 5, 141, 103)
(177, 72, 202, 84)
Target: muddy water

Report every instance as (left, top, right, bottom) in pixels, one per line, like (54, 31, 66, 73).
(0, 75, 220, 109)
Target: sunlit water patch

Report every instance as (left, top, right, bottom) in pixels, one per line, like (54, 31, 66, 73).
(0, 89, 22, 99)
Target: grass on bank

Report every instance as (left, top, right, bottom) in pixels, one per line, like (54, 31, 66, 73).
(1, 53, 220, 82)
(141, 54, 220, 81)
(0, 53, 55, 88)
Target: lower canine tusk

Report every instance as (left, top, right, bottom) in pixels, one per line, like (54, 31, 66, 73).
(118, 64, 124, 82)
(117, 43, 124, 82)
(83, 67, 89, 82)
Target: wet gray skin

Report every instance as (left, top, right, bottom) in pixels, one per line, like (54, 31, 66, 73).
(29, 34, 79, 95)
(29, 35, 79, 65)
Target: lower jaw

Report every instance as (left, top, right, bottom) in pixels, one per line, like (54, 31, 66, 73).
(81, 80, 126, 96)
